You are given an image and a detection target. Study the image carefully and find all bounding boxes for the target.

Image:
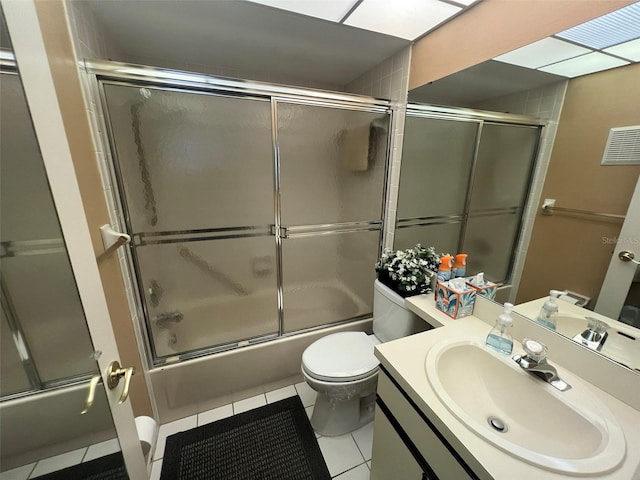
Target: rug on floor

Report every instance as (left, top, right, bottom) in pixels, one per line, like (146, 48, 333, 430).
(31, 452, 127, 480)
(160, 395, 331, 480)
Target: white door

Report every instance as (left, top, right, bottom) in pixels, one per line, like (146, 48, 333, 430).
(3, 1, 148, 477)
(596, 175, 640, 322)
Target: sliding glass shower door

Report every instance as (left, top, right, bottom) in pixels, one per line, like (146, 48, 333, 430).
(395, 107, 541, 284)
(102, 84, 278, 359)
(276, 102, 388, 332)
(100, 81, 390, 362)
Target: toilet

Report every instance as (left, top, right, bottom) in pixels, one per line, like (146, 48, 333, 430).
(301, 279, 428, 436)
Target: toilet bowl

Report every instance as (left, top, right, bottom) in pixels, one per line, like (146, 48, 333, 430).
(301, 280, 427, 436)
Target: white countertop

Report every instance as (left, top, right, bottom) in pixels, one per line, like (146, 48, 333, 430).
(374, 295, 640, 479)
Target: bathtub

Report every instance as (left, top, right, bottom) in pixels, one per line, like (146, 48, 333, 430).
(153, 282, 371, 358)
(148, 282, 373, 424)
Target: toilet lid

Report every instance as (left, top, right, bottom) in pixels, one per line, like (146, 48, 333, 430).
(302, 332, 379, 382)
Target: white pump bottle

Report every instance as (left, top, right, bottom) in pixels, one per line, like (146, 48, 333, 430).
(535, 290, 565, 330)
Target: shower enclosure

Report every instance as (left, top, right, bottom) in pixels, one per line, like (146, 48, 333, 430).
(0, 58, 120, 474)
(395, 105, 543, 284)
(95, 64, 391, 364)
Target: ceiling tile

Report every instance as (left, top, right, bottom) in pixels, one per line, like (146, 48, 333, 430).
(248, 0, 357, 22)
(494, 37, 591, 69)
(344, 0, 461, 41)
(539, 52, 629, 78)
(603, 37, 640, 62)
(555, 2, 640, 49)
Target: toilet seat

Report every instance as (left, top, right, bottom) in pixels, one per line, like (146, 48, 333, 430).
(302, 331, 379, 383)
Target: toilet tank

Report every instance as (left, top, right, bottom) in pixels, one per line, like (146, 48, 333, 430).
(373, 280, 429, 342)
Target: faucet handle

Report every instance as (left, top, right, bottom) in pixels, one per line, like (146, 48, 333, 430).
(522, 339, 548, 363)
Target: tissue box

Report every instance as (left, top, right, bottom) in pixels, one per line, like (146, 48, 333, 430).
(465, 277, 497, 301)
(435, 281, 476, 319)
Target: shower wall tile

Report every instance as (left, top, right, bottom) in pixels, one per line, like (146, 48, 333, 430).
(66, 1, 124, 61)
(471, 81, 568, 301)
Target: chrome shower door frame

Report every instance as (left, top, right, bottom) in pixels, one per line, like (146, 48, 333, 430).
(90, 61, 394, 365)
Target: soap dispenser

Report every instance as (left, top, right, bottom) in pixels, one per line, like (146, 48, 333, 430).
(486, 302, 514, 355)
(535, 290, 564, 330)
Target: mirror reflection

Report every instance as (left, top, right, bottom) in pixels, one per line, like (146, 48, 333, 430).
(0, 12, 124, 478)
(403, 2, 640, 372)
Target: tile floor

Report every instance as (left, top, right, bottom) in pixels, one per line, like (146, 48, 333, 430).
(2, 381, 372, 480)
(1, 438, 121, 480)
(150, 381, 373, 480)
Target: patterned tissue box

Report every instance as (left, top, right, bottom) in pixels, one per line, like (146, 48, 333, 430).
(435, 281, 476, 319)
(464, 277, 497, 301)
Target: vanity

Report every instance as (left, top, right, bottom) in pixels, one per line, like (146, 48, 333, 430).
(370, 295, 640, 480)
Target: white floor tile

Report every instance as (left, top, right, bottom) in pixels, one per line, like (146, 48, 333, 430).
(333, 463, 370, 480)
(198, 404, 233, 426)
(149, 459, 163, 480)
(294, 381, 317, 407)
(233, 394, 266, 414)
(0, 463, 35, 480)
(154, 414, 197, 460)
(317, 434, 365, 477)
(352, 422, 374, 461)
(366, 460, 371, 469)
(305, 405, 314, 420)
(29, 448, 86, 478)
(265, 385, 296, 403)
(83, 438, 120, 462)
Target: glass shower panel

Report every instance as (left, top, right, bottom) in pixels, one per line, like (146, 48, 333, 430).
(1, 255, 96, 383)
(102, 84, 274, 232)
(281, 230, 379, 333)
(0, 309, 32, 396)
(0, 72, 95, 391)
(469, 123, 540, 211)
(277, 103, 389, 226)
(394, 222, 462, 254)
(462, 213, 521, 283)
(397, 117, 478, 219)
(135, 236, 278, 358)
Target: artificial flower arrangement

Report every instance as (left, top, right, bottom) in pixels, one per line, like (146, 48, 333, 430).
(375, 244, 440, 297)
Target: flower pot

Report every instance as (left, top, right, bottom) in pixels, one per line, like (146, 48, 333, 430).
(376, 270, 435, 298)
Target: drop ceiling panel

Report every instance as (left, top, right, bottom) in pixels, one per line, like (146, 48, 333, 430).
(604, 37, 640, 61)
(248, 0, 357, 22)
(494, 38, 591, 69)
(344, 0, 461, 41)
(555, 2, 640, 49)
(539, 52, 629, 78)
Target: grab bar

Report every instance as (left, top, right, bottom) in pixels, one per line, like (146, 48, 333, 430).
(541, 199, 625, 220)
(178, 246, 249, 296)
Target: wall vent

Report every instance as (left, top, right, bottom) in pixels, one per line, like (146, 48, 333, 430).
(601, 125, 640, 165)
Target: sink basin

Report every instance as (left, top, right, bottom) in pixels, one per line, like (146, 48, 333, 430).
(425, 340, 626, 475)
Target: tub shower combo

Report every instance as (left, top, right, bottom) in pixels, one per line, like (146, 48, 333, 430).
(96, 64, 392, 365)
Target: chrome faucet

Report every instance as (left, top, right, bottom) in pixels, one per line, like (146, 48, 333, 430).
(152, 311, 184, 328)
(573, 317, 609, 351)
(513, 339, 571, 392)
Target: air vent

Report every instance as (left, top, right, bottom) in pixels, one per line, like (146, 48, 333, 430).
(601, 125, 640, 165)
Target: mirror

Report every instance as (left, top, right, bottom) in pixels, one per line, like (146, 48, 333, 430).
(405, 2, 640, 372)
(0, 10, 125, 477)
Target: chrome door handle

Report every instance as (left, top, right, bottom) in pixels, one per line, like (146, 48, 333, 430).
(107, 361, 136, 404)
(618, 251, 640, 265)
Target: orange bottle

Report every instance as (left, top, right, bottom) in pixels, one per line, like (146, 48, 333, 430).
(437, 255, 453, 281)
(453, 254, 467, 278)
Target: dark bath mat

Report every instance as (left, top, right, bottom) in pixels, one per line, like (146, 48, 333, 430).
(31, 451, 127, 480)
(160, 395, 331, 480)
